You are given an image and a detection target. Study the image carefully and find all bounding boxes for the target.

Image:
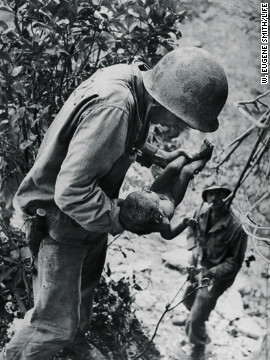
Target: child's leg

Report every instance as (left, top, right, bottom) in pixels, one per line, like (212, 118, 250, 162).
(150, 155, 188, 193)
(171, 141, 213, 206)
(190, 139, 213, 162)
(151, 140, 213, 194)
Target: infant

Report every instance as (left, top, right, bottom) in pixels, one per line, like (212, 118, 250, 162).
(119, 139, 213, 239)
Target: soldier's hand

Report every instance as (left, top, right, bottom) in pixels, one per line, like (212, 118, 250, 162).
(156, 148, 192, 168)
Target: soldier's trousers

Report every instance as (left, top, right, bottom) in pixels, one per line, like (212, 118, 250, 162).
(0, 235, 107, 360)
(183, 281, 230, 345)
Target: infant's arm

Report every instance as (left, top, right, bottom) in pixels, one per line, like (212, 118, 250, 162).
(160, 217, 198, 240)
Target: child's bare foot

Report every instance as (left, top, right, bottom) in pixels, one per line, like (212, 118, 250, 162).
(190, 139, 214, 162)
(183, 142, 213, 176)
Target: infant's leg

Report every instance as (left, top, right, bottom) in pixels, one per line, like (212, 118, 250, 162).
(170, 141, 213, 207)
(151, 155, 188, 193)
(190, 139, 213, 162)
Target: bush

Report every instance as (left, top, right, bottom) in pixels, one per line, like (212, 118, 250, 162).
(0, 0, 185, 356)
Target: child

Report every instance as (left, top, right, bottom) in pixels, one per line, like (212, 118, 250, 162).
(119, 139, 213, 239)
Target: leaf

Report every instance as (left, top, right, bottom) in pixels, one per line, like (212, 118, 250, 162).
(136, 6, 147, 19)
(56, 19, 70, 26)
(0, 266, 17, 282)
(125, 247, 135, 253)
(12, 286, 27, 314)
(1, 256, 17, 264)
(106, 263, 111, 277)
(125, 14, 135, 29)
(133, 283, 143, 291)
(20, 139, 36, 150)
(0, 50, 11, 62)
(0, 20, 8, 30)
(10, 249, 20, 260)
(11, 107, 25, 125)
(0, 6, 14, 15)
(44, 47, 58, 56)
(11, 66, 23, 77)
(38, 8, 53, 21)
(20, 246, 31, 260)
(129, 20, 140, 33)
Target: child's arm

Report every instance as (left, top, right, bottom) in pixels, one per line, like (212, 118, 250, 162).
(159, 217, 198, 240)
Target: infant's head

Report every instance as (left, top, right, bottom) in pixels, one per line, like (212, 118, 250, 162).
(119, 190, 163, 234)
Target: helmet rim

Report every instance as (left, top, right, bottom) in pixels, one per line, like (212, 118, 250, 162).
(143, 47, 228, 133)
(202, 184, 232, 202)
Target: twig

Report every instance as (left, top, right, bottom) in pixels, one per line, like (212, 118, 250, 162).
(236, 89, 270, 105)
(243, 224, 270, 244)
(227, 129, 266, 207)
(132, 280, 211, 360)
(107, 233, 124, 247)
(240, 142, 269, 185)
(233, 105, 269, 128)
(245, 218, 270, 231)
(244, 225, 270, 264)
(213, 125, 255, 168)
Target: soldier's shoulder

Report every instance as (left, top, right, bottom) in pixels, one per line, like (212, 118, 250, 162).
(229, 212, 246, 236)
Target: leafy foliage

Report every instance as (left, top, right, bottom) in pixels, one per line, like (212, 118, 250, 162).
(89, 274, 160, 359)
(0, 0, 185, 219)
(0, 223, 161, 358)
(0, 0, 185, 355)
(0, 223, 32, 347)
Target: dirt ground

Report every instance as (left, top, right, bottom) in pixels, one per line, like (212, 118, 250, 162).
(107, 1, 269, 359)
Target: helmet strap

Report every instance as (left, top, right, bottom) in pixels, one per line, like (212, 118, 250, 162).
(143, 93, 154, 125)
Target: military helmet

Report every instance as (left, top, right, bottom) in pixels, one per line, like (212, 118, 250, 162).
(143, 47, 228, 132)
(202, 183, 232, 202)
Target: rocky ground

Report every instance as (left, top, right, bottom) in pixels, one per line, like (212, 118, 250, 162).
(107, 163, 268, 360)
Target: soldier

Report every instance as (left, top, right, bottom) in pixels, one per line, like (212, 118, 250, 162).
(0, 47, 228, 360)
(183, 184, 247, 359)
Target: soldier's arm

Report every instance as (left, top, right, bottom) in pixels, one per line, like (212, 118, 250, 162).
(54, 105, 129, 235)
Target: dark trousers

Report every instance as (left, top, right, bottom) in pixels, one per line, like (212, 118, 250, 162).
(183, 281, 230, 345)
(0, 235, 107, 360)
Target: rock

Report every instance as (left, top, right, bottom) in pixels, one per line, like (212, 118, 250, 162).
(232, 335, 261, 355)
(234, 317, 264, 340)
(166, 233, 188, 248)
(172, 312, 188, 326)
(110, 259, 152, 280)
(89, 345, 107, 360)
(232, 273, 252, 296)
(161, 249, 191, 272)
(135, 290, 157, 310)
(215, 288, 244, 321)
(132, 260, 153, 272)
(251, 316, 267, 329)
(248, 334, 270, 360)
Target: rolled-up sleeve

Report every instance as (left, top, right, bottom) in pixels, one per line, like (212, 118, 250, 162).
(54, 105, 128, 235)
